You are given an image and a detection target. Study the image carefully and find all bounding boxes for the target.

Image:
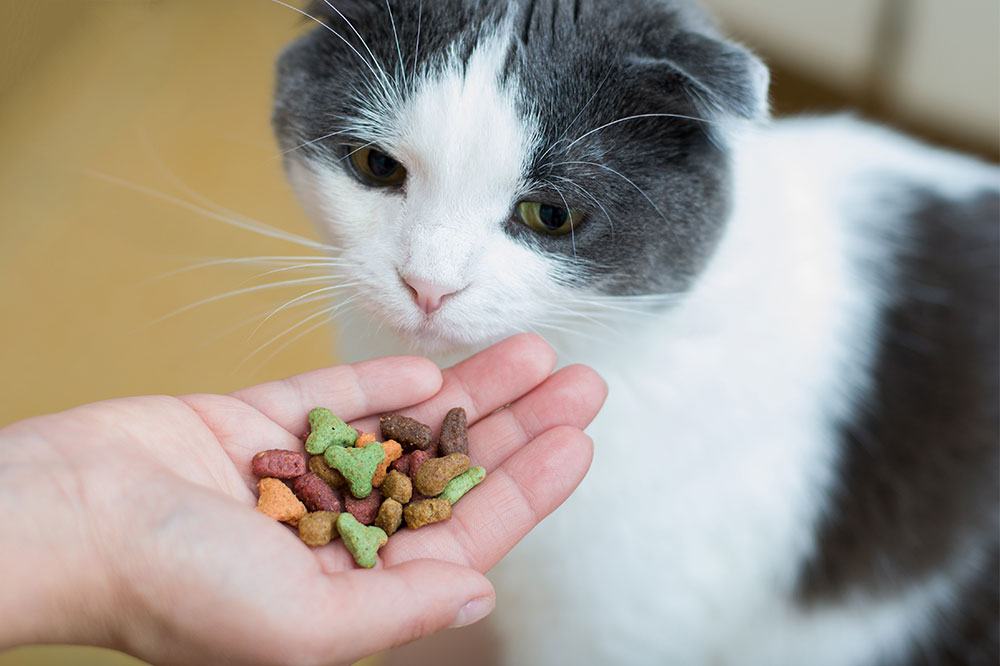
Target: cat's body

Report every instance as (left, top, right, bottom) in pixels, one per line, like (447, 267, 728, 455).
(272, 1, 999, 664)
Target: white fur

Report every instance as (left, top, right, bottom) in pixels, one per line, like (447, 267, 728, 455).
(286, 31, 999, 665)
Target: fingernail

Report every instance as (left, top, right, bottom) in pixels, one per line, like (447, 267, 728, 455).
(449, 596, 495, 628)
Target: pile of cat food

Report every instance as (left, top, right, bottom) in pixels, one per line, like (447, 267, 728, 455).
(253, 406, 486, 568)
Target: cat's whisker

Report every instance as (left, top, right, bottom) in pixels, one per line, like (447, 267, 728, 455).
(271, 0, 392, 100)
(539, 67, 614, 161)
(247, 262, 351, 283)
(549, 174, 616, 241)
(412, 0, 423, 83)
(544, 300, 619, 334)
(88, 171, 335, 252)
(148, 275, 339, 326)
(532, 317, 605, 345)
(562, 113, 714, 153)
(541, 178, 578, 259)
(250, 281, 360, 339)
(281, 128, 355, 157)
(140, 131, 266, 227)
(242, 294, 363, 374)
(549, 160, 675, 238)
(139, 255, 341, 285)
(384, 0, 407, 87)
(320, 1, 396, 98)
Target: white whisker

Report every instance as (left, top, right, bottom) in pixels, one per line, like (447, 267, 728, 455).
(148, 275, 338, 326)
(250, 282, 360, 338)
(384, 0, 407, 87)
(549, 174, 616, 241)
(562, 113, 713, 153)
(243, 295, 363, 373)
(87, 171, 334, 252)
(140, 255, 341, 284)
(320, 0, 395, 98)
(548, 160, 672, 233)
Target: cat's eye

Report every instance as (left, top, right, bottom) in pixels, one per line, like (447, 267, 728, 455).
(349, 145, 407, 187)
(516, 201, 585, 236)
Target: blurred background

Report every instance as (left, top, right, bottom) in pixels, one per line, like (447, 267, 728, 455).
(0, 1, 996, 665)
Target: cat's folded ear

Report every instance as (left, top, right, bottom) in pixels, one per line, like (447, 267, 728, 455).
(636, 32, 770, 121)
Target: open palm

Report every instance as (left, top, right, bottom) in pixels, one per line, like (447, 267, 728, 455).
(2, 335, 604, 666)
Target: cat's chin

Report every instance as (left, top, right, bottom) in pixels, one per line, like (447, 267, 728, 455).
(385, 316, 513, 357)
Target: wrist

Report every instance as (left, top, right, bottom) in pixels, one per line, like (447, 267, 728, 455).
(0, 417, 125, 651)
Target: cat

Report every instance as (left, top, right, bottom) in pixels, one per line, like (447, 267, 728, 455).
(271, 1, 999, 664)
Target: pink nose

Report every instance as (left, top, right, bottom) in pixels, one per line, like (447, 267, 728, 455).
(401, 275, 459, 315)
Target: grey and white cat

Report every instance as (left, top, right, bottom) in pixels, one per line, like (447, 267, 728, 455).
(271, 1, 999, 664)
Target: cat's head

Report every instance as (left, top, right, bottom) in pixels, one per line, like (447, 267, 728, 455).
(272, 0, 768, 353)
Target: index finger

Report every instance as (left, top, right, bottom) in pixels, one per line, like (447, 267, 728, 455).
(230, 355, 443, 436)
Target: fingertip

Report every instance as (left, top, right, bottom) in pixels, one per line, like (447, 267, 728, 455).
(495, 333, 557, 376)
(564, 363, 609, 404)
(352, 354, 443, 405)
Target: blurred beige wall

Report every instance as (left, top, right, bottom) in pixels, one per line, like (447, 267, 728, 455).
(1, 2, 336, 663)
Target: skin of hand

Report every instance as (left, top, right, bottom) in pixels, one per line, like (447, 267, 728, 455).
(0, 334, 606, 666)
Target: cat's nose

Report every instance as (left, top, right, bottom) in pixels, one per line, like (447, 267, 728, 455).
(400, 275, 459, 315)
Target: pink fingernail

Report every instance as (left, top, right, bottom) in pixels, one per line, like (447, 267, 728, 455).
(449, 596, 495, 628)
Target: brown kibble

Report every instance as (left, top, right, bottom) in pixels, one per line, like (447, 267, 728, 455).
(309, 455, 346, 489)
(298, 511, 340, 547)
(256, 478, 307, 526)
(414, 454, 471, 496)
(372, 440, 403, 488)
(438, 407, 469, 456)
(251, 450, 307, 479)
(379, 414, 433, 451)
(374, 499, 403, 537)
(355, 432, 376, 448)
(381, 469, 413, 504)
(403, 498, 452, 529)
(345, 487, 383, 525)
(292, 473, 343, 512)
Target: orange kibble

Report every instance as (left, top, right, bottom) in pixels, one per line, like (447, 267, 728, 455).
(372, 440, 403, 488)
(355, 432, 377, 448)
(256, 478, 307, 526)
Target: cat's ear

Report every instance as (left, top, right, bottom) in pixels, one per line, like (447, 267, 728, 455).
(639, 32, 770, 120)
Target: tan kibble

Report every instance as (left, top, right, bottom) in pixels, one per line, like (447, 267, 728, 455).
(297, 511, 341, 547)
(403, 498, 452, 529)
(309, 455, 346, 489)
(374, 499, 403, 537)
(381, 469, 413, 504)
(414, 454, 471, 496)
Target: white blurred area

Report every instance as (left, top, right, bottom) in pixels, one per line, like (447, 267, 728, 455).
(703, 0, 1000, 154)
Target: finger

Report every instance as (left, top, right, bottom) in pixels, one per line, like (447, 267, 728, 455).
(230, 356, 443, 436)
(383, 426, 594, 572)
(297, 561, 495, 664)
(350, 333, 557, 436)
(467, 363, 606, 471)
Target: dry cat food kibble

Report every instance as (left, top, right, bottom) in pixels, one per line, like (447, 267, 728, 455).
(250, 406, 487, 568)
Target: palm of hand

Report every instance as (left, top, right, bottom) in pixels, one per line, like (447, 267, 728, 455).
(28, 335, 603, 666)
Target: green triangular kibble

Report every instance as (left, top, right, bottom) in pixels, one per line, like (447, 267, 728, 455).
(305, 408, 358, 455)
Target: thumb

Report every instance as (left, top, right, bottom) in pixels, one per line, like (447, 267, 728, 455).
(313, 559, 496, 663)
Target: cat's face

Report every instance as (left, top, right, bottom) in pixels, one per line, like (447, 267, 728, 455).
(273, 0, 768, 352)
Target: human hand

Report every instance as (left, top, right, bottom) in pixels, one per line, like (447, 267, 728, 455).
(0, 334, 605, 666)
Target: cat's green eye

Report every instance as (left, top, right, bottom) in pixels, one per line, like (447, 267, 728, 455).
(516, 201, 585, 236)
(349, 145, 407, 187)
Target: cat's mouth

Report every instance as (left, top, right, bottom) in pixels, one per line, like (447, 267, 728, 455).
(355, 287, 515, 355)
